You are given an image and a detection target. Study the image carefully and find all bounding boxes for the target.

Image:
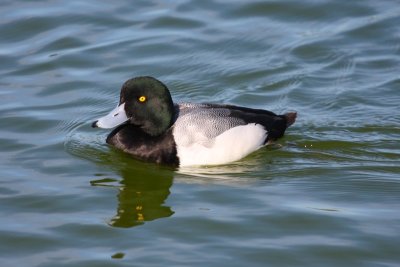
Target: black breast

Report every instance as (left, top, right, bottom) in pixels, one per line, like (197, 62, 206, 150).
(106, 125, 179, 166)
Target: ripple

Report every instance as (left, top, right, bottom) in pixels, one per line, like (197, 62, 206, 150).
(144, 15, 205, 29)
(65, 124, 108, 159)
(1, 0, 400, 266)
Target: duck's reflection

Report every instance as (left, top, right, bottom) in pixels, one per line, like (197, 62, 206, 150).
(71, 123, 269, 229)
(91, 161, 174, 228)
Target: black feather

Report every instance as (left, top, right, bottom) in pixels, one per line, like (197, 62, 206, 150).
(106, 124, 179, 166)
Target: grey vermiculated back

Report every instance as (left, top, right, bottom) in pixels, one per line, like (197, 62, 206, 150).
(173, 103, 247, 147)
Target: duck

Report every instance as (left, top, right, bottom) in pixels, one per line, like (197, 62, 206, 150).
(92, 76, 296, 167)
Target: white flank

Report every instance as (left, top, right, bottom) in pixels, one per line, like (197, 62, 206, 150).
(175, 123, 267, 167)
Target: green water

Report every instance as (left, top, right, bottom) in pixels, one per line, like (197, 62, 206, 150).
(1, 0, 399, 266)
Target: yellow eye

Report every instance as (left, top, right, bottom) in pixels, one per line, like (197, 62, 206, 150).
(138, 96, 146, 102)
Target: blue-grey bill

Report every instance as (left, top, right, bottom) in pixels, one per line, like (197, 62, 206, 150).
(92, 103, 128, 128)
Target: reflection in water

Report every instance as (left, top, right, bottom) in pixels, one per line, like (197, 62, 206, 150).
(91, 165, 174, 228)
(66, 127, 175, 228)
(67, 126, 269, 228)
(91, 166, 174, 228)
(112, 166, 174, 228)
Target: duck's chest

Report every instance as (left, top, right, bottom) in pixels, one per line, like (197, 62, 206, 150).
(106, 125, 179, 166)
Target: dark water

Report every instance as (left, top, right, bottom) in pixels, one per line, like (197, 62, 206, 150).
(1, 0, 400, 266)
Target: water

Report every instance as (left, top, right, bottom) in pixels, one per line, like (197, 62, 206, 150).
(1, 0, 399, 266)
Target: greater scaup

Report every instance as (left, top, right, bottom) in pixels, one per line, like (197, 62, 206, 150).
(92, 76, 296, 167)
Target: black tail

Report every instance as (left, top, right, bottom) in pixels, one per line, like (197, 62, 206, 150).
(266, 112, 297, 143)
(284, 112, 297, 127)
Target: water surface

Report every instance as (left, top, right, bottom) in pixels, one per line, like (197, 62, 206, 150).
(1, 0, 399, 266)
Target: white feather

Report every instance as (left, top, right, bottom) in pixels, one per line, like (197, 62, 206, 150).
(174, 123, 267, 167)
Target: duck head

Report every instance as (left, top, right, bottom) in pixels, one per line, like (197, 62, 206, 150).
(92, 76, 175, 136)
